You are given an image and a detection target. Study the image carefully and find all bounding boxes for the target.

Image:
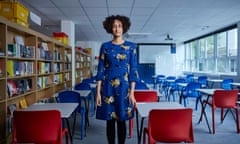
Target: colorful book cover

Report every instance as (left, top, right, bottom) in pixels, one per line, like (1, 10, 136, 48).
(7, 80, 18, 97)
(7, 60, 14, 77)
(19, 98, 28, 109)
(37, 77, 42, 89)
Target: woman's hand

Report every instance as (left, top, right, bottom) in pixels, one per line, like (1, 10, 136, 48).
(96, 93, 102, 106)
(128, 92, 136, 106)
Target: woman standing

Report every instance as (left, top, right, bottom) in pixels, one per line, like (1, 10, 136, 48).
(95, 15, 139, 144)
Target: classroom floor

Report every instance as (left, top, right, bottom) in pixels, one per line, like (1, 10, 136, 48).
(71, 97, 240, 144)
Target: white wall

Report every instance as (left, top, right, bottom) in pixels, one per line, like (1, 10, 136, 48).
(154, 43, 185, 77)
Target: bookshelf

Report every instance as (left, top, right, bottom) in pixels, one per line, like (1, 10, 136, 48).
(75, 47, 91, 84)
(0, 16, 74, 143)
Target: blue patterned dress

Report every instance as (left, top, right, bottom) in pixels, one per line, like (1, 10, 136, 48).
(96, 41, 139, 121)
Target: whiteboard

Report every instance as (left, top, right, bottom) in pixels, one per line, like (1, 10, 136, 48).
(138, 45, 171, 64)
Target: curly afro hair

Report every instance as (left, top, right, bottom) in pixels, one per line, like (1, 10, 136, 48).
(103, 15, 131, 34)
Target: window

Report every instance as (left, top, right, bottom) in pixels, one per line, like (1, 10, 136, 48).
(184, 27, 237, 75)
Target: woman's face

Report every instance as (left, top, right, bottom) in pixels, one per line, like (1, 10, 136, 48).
(112, 19, 123, 37)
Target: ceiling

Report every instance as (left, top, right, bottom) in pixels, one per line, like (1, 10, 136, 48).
(18, 0, 240, 44)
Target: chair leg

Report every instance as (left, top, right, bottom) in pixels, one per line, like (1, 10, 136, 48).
(212, 107, 216, 134)
(129, 119, 133, 138)
(235, 108, 240, 133)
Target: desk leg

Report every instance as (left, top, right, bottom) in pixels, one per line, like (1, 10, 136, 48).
(136, 110, 139, 144)
(83, 99, 89, 136)
(65, 118, 73, 144)
(198, 96, 212, 133)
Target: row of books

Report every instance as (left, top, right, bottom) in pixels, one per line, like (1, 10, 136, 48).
(37, 76, 52, 89)
(37, 47, 53, 60)
(7, 78, 32, 97)
(76, 62, 90, 68)
(64, 51, 71, 62)
(7, 60, 34, 77)
(37, 62, 51, 74)
(7, 44, 35, 58)
(54, 74, 63, 84)
(54, 49, 63, 61)
(54, 63, 63, 73)
(76, 55, 91, 62)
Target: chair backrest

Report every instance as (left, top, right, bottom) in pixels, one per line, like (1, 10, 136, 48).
(82, 77, 96, 83)
(156, 75, 165, 83)
(74, 82, 91, 90)
(58, 90, 82, 111)
(183, 82, 201, 97)
(186, 74, 194, 83)
(197, 76, 207, 86)
(12, 110, 63, 144)
(213, 90, 238, 108)
(134, 91, 158, 102)
(148, 108, 194, 143)
(135, 81, 149, 90)
(221, 79, 233, 90)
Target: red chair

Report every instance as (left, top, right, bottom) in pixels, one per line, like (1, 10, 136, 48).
(143, 108, 194, 144)
(203, 90, 239, 134)
(129, 90, 158, 138)
(12, 110, 69, 144)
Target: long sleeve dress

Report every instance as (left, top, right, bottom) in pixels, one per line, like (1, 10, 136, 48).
(96, 41, 139, 121)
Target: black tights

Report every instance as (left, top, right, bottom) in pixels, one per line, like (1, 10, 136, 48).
(106, 119, 126, 144)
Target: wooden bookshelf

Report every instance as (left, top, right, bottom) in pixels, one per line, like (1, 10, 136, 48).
(75, 47, 91, 84)
(0, 16, 73, 143)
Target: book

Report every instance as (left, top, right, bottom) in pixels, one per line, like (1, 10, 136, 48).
(19, 98, 28, 109)
(7, 103, 17, 134)
(7, 80, 18, 97)
(7, 60, 14, 77)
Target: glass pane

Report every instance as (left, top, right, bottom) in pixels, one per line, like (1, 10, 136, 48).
(185, 43, 191, 59)
(206, 36, 214, 58)
(199, 60, 206, 71)
(191, 60, 197, 71)
(217, 58, 226, 72)
(230, 58, 237, 72)
(228, 29, 237, 56)
(207, 59, 214, 72)
(185, 60, 190, 71)
(199, 39, 205, 58)
(217, 32, 226, 57)
(191, 41, 197, 59)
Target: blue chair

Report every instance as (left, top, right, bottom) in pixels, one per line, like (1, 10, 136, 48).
(162, 76, 176, 100)
(221, 78, 233, 90)
(186, 74, 194, 83)
(198, 76, 208, 88)
(168, 78, 185, 102)
(74, 82, 95, 117)
(135, 81, 149, 90)
(181, 82, 202, 110)
(155, 75, 165, 90)
(58, 90, 86, 140)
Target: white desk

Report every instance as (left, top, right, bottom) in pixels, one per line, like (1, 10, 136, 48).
(74, 90, 91, 98)
(24, 103, 78, 118)
(24, 103, 78, 143)
(136, 102, 184, 144)
(207, 79, 223, 88)
(231, 82, 240, 87)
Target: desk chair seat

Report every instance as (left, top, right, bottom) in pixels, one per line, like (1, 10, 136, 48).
(143, 108, 194, 144)
(12, 110, 69, 144)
